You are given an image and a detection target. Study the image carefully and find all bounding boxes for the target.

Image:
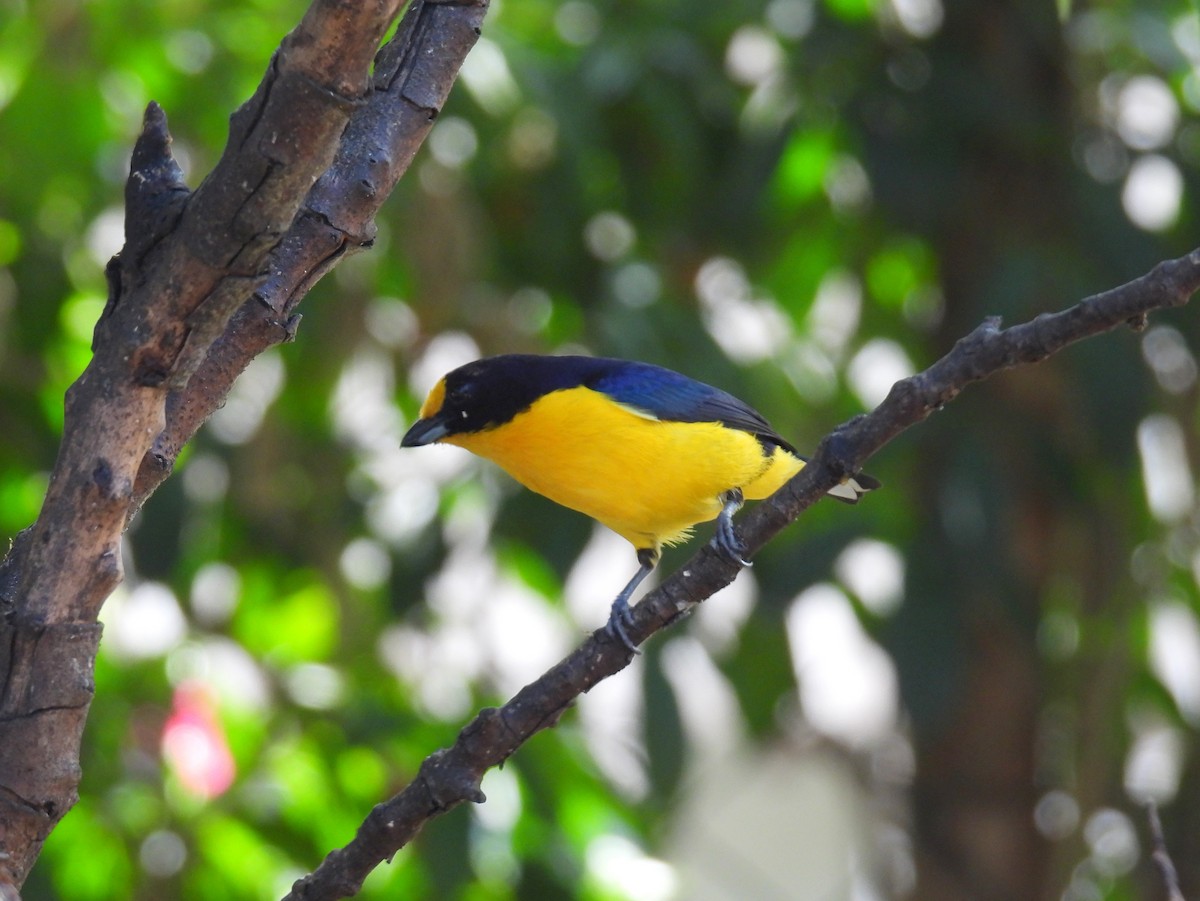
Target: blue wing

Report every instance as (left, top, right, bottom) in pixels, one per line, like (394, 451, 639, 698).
(587, 360, 798, 455)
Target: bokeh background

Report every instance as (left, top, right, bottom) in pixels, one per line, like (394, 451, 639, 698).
(2, 0, 1200, 897)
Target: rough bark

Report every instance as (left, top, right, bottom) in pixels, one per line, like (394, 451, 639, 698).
(0, 0, 486, 887)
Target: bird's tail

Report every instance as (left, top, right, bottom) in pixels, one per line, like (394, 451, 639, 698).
(826, 472, 881, 504)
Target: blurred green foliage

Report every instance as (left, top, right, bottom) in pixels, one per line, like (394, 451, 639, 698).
(3, 0, 1200, 897)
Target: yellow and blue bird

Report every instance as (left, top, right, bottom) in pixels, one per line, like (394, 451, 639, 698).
(402, 354, 878, 650)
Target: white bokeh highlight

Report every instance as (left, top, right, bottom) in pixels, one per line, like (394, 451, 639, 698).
(786, 584, 899, 746)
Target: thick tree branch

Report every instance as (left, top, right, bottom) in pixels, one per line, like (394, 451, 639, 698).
(0, 0, 409, 887)
(129, 0, 487, 515)
(284, 247, 1200, 901)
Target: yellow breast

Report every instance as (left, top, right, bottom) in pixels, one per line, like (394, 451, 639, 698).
(445, 386, 803, 550)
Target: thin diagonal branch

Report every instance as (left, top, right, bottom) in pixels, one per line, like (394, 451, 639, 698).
(284, 249, 1200, 901)
(741, 248, 1200, 556)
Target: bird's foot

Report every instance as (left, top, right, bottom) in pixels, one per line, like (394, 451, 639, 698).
(605, 596, 640, 654)
(713, 489, 751, 566)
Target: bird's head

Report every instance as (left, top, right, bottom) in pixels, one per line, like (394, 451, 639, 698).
(402, 361, 492, 446)
(402, 355, 592, 447)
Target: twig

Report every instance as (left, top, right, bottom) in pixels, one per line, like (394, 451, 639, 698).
(1148, 801, 1187, 901)
(283, 250, 1200, 901)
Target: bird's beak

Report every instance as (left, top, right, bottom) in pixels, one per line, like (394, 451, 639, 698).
(401, 416, 450, 447)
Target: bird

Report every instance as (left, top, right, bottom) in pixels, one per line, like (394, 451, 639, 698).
(402, 354, 879, 651)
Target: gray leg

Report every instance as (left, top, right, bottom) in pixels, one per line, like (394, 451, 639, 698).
(605, 547, 658, 653)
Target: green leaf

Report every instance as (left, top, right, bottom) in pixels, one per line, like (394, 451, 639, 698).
(235, 569, 339, 663)
(771, 129, 837, 208)
(43, 800, 133, 901)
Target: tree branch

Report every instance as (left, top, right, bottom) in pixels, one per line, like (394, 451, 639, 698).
(0, 0, 411, 887)
(129, 0, 487, 515)
(742, 248, 1200, 555)
(283, 249, 1200, 900)
(1147, 801, 1186, 901)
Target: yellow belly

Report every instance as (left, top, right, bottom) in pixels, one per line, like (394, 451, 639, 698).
(446, 386, 803, 550)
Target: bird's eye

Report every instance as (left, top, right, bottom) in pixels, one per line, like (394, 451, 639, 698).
(446, 383, 474, 406)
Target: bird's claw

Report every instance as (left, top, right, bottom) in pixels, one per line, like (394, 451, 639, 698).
(605, 597, 641, 654)
(713, 515, 751, 567)
(712, 488, 751, 566)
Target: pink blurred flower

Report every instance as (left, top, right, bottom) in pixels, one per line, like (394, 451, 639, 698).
(162, 681, 235, 799)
